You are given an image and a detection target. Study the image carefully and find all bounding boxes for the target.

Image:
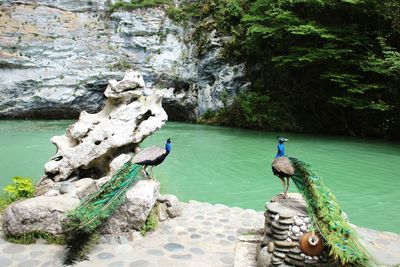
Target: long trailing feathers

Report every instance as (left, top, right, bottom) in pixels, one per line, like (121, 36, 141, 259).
(63, 162, 142, 265)
(288, 156, 371, 267)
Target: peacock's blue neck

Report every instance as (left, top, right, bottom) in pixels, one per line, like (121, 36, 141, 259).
(165, 143, 171, 154)
(275, 143, 285, 158)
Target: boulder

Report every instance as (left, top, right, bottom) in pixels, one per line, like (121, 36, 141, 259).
(2, 196, 80, 236)
(101, 179, 160, 234)
(157, 194, 182, 220)
(73, 178, 98, 199)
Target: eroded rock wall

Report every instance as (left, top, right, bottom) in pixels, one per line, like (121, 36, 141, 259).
(0, 0, 248, 120)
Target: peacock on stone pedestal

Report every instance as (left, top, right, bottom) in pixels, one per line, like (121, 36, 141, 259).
(271, 137, 294, 199)
(270, 136, 371, 266)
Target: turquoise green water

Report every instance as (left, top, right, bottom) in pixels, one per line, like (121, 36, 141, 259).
(0, 120, 399, 233)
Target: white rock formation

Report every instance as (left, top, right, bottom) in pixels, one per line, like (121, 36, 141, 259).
(39, 70, 167, 183)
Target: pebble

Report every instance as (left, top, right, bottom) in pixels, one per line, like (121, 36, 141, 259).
(273, 250, 285, 259)
(300, 225, 307, 232)
(279, 219, 294, 225)
(97, 252, 114, 260)
(273, 234, 288, 240)
(268, 242, 275, 252)
(303, 217, 310, 224)
(289, 247, 302, 254)
(295, 218, 303, 226)
(288, 253, 304, 261)
(274, 240, 296, 248)
(163, 243, 184, 252)
(272, 221, 289, 231)
(292, 225, 300, 234)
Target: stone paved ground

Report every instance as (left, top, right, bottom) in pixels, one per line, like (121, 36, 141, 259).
(0, 201, 265, 267)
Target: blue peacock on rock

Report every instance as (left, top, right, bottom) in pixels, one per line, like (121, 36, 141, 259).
(271, 136, 371, 266)
(63, 139, 172, 265)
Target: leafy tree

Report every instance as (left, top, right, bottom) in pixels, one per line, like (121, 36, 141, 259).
(233, 0, 400, 137)
(171, 0, 400, 138)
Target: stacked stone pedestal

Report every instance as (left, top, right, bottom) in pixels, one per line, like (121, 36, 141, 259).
(257, 193, 338, 267)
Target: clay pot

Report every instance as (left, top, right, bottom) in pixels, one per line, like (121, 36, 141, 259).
(299, 232, 324, 256)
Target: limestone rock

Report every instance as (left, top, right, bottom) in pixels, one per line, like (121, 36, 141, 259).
(108, 153, 133, 176)
(101, 179, 160, 234)
(157, 194, 182, 219)
(59, 181, 76, 195)
(0, 3, 248, 121)
(2, 196, 80, 236)
(96, 176, 111, 188)
(73, 178, 98, 199)
(257, 247, 272, 267)
(39, 70, 168, 183)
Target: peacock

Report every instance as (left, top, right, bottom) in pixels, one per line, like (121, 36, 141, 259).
(271, 136, 371, 266)
(63, 139, 172, 265)
(271, 137, 294, 199)
(132, 138, 172, 180)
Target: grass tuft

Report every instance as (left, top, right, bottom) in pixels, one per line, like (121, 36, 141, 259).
(140, 204, 159, 236)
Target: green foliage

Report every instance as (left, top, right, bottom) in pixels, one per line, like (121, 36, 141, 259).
(0, 194, 13, 213)
(6, 231, 66, 245)
(108, 0, 170, 12)
(3, 176, 35, 199)
(177, 0, 400, 138)
(201, 109, 217, 120)
(218, 92, 300, 131)
(0, 176, 35, 212)
(140, 205, 159, 236)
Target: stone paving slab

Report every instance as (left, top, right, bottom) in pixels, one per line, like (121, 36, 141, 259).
(0, 201, 264, 267)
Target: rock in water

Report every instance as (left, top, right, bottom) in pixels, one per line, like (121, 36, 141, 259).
(39, 70, 168, 183)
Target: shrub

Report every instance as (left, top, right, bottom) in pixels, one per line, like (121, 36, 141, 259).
(108, 0, 170, 13)
(4, 176, 35, 200)
(0, 176, 35, 213)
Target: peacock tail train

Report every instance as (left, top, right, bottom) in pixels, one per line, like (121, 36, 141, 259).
(63, 162, 142, 265)
(288, 157, 370, 266)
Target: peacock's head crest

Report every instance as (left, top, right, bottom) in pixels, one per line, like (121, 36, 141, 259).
(166, 138, 171, 144)
(277, 136, 288, 144)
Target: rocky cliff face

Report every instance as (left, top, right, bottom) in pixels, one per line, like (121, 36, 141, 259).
(0, 0, 247, 120)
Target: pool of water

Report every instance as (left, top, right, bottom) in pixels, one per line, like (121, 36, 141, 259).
(0, 120, 399, 233)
